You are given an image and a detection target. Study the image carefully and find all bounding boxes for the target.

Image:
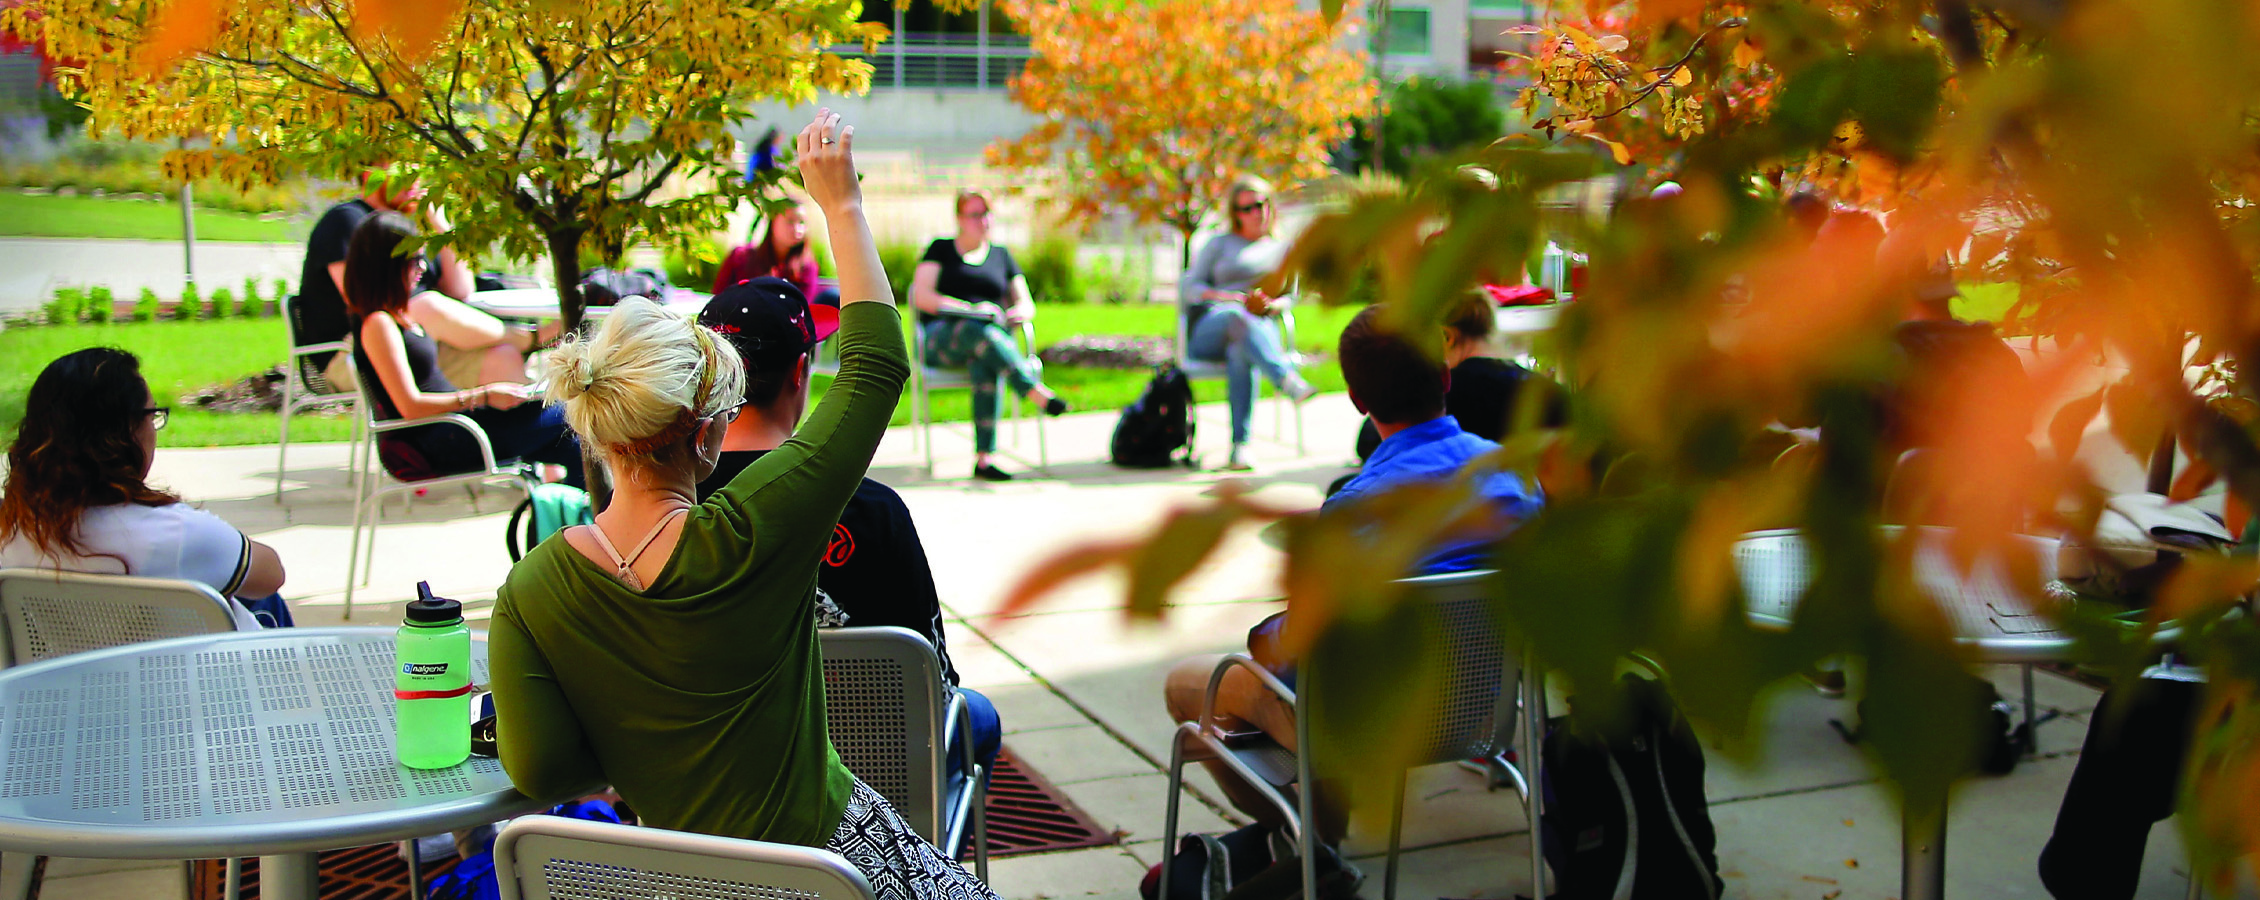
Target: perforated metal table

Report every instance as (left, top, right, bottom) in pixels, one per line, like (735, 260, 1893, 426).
(0, 627, 544, 900)
(1735, 526, 2076, 900)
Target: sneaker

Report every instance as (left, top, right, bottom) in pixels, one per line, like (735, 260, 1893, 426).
(1222, 445, 1253, 471)
(973, 463, 1015, 482)
(1283, 377, 1317, 403)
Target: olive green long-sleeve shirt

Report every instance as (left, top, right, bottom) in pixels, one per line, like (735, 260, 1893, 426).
(490, 302, 910, 845)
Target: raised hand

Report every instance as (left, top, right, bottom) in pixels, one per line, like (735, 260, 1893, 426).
(795, 108, 861, 214)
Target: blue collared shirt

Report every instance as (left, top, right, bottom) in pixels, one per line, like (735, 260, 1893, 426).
(1323, 415, 1544, 574)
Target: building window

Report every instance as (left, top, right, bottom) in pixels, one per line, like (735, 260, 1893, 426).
(844, 0, 1032, 91)
(1385, 7, 1432, 57)
(1467, 0, 1534, 13)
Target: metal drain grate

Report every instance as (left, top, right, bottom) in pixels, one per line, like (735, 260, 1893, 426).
(189, 842, 459, 900)
(968, 745, 1118, 858)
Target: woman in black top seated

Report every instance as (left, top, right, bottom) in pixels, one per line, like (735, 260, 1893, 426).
(349, 212, 584, 486)
(909, 189, 1067, 481)
(1352, 294, 1563, 460)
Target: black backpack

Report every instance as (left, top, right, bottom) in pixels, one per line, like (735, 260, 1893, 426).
(1542, 674, 1722, 900)
(1112, 365, 1196, 469)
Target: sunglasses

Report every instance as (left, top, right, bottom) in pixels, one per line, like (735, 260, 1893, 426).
(142, 407, 170, 431)
(1235, 200, 1271, 214)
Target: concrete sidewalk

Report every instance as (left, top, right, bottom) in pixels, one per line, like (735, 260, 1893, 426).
(37, 390, 2255, 900)
(0, 238, 306, 313)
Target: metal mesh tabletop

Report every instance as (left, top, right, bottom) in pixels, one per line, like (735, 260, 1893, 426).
(1735, 527, 2077, 662)
(0, 627, 543, 859)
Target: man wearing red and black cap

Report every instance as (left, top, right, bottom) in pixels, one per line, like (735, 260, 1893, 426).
(694, 277, 1001, 772)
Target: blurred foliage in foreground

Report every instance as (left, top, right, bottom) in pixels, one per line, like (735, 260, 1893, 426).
(1011, 0, 2260, 883)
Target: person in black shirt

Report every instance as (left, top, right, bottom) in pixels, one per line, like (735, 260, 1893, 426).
(297, 168, 548, 391)
(694, 277, 1000, 772)
(1349, 293, 1564, 462)
(908, 189, 1068, 481)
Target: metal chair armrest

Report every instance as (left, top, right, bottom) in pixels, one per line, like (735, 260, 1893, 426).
(289, 340, 349, 359)
(369, 412, 506, 470)
(1200, 652, 1296, 735)
(1017, 319, 1041, 374)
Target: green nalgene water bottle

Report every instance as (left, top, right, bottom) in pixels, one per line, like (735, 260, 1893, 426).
(395, 582, 472, 769)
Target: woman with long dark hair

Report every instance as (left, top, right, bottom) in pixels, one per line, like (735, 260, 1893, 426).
(714, 199, 822, 303)
(0, 348, 292, 627)
(347, 212, 584, 486)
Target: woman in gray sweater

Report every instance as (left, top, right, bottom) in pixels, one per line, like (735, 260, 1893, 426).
(1180, 179, 1314, 470)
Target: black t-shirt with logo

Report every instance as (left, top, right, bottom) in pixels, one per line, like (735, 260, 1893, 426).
(295, 198, 439, 368)
(696, 450, 956, 683)
(918, 238, 1020, 326)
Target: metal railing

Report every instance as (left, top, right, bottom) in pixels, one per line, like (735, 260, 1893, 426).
(834, 32, 1034, 91)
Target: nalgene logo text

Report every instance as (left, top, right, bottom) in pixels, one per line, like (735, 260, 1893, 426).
(402, 663, 450, 676)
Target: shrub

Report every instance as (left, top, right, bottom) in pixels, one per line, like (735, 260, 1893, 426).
(45, 287, 84, 325)
(241, 278, 262, 317)
(1085, 251, 1148, 305)
(209, 287, 235, 319)
(876, 239, 921, 307)
(135, 287, 160, 322)
(272, 279, 291, 313)
(1022, 233, 1084, 304)
(175, 283, 202, 320)
(86, 286, 113, 324)
(1341, 76, 1508, 177)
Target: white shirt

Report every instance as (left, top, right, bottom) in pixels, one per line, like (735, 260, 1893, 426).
(0, 502, 266, 630)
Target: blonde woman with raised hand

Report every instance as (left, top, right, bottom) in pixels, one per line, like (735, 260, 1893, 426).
(488, 110, 999, 900)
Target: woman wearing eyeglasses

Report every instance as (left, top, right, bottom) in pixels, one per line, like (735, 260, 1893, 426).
(1182, 178, 1315, 471)
(909, 188, 1068, 482)
(347, 212, 584, 487)
(0, 348, 294, 628)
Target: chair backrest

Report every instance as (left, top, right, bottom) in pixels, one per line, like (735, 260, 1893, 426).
(817, 626, 951, 843)
(493, 815, 876, 900)
(0, 568, 244, 669)
(1319, 569, 1520, 767)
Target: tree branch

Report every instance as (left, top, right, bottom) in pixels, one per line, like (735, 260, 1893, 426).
(1587, 17, 1746, 122)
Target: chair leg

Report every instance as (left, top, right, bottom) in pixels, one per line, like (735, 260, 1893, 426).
(1385, 767, 1408, 900)
(1523, 651, 1548, 900)
(223, 857, 241, 900)
(1159, 728, 1191, 900)
(2023, 663, 2039, 758)
(276, 387, 293, 504)
(345, 450, 369, 621)
(973, 764, 990, 884)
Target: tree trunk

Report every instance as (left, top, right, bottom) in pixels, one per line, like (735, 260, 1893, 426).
(1180, 228, 1195, 273)
(546, 227, 588, 333)
(544, 225, 611, 511)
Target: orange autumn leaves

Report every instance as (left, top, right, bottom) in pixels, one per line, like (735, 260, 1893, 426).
(986, 0, 1373, 252)
(134, 0, 460, 74)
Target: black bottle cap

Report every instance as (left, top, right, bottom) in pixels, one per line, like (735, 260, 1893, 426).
(406, 581, 463, 625)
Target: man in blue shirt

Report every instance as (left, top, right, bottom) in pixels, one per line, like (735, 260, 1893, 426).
(1156, 304, 1545, 875)
(1323, 304, 1544, 573)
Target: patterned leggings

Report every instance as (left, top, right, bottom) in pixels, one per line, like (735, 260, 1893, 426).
(828, 778, 999, 899)
(921, 317, 1046, 454)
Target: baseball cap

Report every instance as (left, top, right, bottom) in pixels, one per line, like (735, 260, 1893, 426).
(698, 277, 840, 373)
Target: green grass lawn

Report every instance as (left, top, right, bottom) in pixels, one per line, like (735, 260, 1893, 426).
(0, 192, 303, 243)
(0, 303, 1361, 449)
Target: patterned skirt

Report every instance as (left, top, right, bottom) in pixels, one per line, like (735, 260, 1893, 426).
(828, 778, 999, 900)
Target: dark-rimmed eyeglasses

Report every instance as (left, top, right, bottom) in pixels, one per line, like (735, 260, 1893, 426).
(142, 407, 170, 431)
(1235, 200, 1271, 214)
